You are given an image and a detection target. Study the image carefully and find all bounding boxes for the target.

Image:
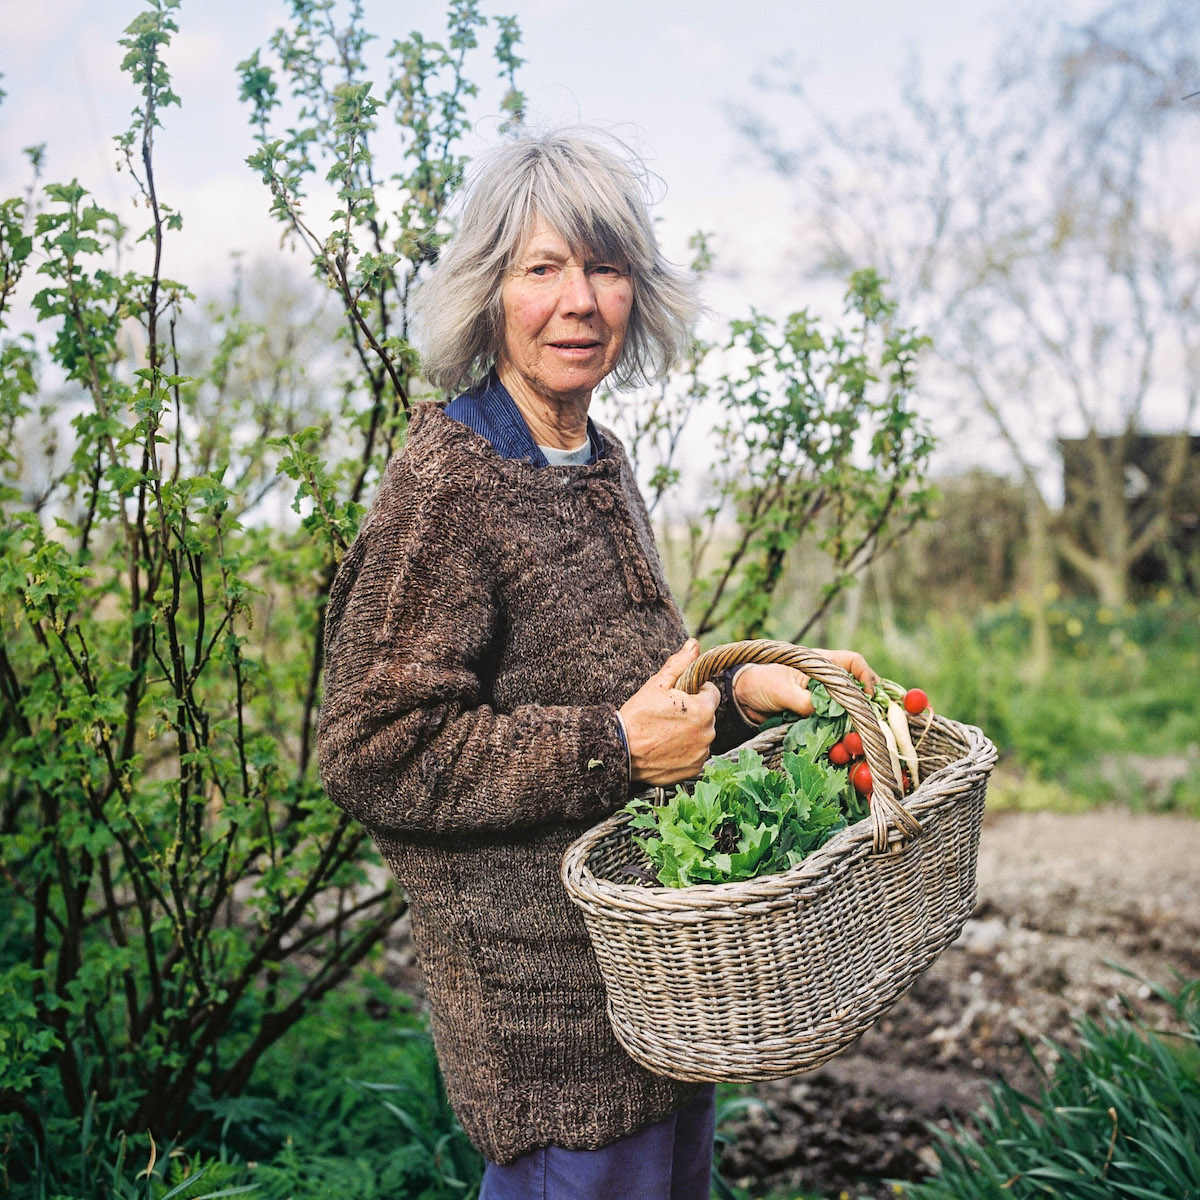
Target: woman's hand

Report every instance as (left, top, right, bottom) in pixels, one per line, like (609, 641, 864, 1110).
(731, 650, 880, 725)
(619, 639, 720, 785)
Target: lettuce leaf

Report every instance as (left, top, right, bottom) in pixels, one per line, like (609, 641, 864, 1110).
(625, 743, 854, 888)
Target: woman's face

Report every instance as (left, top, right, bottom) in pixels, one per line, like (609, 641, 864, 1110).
(496, 219, 633, 407)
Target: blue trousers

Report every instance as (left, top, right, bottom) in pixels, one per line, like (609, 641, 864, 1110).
(478, 1085, 716, 1200)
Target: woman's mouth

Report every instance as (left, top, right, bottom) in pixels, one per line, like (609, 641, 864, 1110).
(549, 340, 601, 355)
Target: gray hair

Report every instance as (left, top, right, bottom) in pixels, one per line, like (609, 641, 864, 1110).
(411, 126, 698, 396)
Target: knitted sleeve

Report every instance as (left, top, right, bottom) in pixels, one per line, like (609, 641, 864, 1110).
(316, 455, 630, 837)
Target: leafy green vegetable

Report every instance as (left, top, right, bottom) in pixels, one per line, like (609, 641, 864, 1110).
(780, 711, 870, 824)
(629, 678, 881, 889)
(780, 711, 846, 760)
(624, 746, 850, 887)
(807, 679, 846, 718)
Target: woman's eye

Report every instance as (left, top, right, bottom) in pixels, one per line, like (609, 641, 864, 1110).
(528, 264, 555, 277)
(590, 264, 620, 275)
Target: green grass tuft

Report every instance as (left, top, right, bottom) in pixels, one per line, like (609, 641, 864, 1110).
(893, 976, 1200, 1199)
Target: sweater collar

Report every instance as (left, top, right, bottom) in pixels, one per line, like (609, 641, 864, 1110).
(405, 403, 660, 603)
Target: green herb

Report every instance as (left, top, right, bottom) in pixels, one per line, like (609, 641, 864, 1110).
(624, 746, 849, 887)
(780, 710, 846, 759)
(807, 679, 846, 718)
(780, 710, 870, 824)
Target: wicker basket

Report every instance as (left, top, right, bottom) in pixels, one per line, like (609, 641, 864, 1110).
(561, 640, 997, 1083)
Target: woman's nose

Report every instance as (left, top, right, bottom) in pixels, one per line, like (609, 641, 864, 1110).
(557, 265, 597, 315)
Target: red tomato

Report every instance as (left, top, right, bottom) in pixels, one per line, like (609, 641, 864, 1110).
(901, 768, 912, 793)
(903, 688, 929, 715)
(851, 760, 873, 795)
(843, 731, 864, 758)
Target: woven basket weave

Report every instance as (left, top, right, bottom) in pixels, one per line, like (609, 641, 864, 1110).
(561, 640, 997, 1083)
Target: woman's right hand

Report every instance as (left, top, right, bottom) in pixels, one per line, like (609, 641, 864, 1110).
(619, 639, 720, 785)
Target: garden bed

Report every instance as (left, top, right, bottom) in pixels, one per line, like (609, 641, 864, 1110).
(716, 804, 1200, 1198)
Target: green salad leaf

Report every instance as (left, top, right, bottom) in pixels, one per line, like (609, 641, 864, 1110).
(807, 679, 845, 718)
(779, 711, 870, 825)
(625, 745, 852, 888)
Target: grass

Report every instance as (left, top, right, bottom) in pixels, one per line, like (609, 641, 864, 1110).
(201, 973, 485, 1200)
(892, 975, 1200, 1199)
(8, 975, 490, 1200)
(846, 596, 1200, 816)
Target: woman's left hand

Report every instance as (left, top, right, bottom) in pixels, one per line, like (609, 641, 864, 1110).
(731, 649, 879, 726)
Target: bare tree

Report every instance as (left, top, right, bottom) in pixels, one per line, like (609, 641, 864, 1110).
(735, 0, 1200, 611)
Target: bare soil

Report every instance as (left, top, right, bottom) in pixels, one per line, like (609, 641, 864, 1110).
(377, 805, 1200, 1197)
(717, 807, 1200, 1199)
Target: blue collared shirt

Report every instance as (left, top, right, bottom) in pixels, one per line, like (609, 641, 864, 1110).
(444, 372, 607, 466)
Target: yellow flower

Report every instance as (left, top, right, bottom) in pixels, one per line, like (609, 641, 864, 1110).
(1096, 607, 1114, 624)
(1065, 617, 1084, 638)
(1157, 587, 1173, 605)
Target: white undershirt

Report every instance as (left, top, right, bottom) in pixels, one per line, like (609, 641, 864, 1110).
(537, 440, 591, 467)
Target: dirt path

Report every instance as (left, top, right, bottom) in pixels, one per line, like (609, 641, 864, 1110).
(719, 808, 1200, 1199)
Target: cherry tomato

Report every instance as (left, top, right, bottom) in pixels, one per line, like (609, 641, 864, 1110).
(828, 741, 850, 766)
(843, 731, 864, 758)
(851, 760, 873, 795)
(903, 688, 929, 715)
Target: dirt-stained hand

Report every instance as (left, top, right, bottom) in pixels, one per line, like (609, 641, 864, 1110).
(731, 649, 880, 726)
(619, 639, 720, 786)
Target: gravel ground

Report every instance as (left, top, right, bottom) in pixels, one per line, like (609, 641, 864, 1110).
(717, 806, 1200, 1199)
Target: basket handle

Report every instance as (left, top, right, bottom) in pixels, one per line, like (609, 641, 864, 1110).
(677, 639, 922, 854)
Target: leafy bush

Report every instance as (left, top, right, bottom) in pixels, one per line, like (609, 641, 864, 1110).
(897, 977, 1200, 1199)
(674, 272, 936, 643)
(0, 0, 520, 1189)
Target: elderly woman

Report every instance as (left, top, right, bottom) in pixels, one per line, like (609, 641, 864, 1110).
(317, 128, 877, 1200)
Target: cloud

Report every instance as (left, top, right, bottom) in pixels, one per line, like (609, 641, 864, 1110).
(0, 0, 90, 56)
(662, 22, 734, 75)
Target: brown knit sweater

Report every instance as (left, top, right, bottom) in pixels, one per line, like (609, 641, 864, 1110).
(317, 401, 718, 1163)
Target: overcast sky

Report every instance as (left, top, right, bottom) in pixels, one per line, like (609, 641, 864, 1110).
(0, 0, 1110, 313)
(0, 0, 1139, 495)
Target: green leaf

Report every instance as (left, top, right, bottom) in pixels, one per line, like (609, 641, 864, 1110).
(622, 725, 856, 887)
